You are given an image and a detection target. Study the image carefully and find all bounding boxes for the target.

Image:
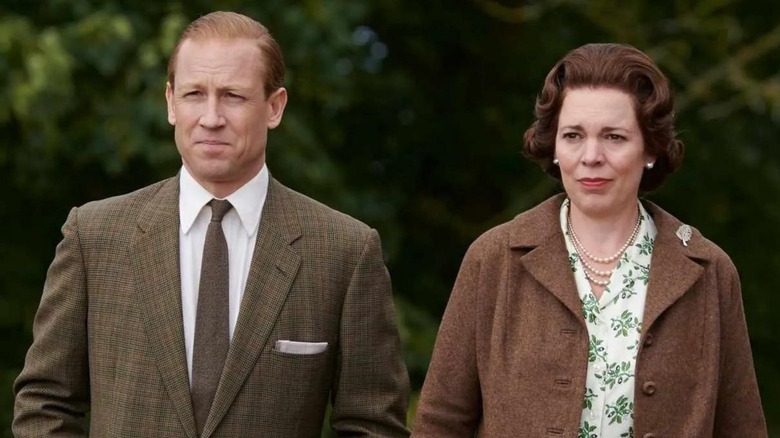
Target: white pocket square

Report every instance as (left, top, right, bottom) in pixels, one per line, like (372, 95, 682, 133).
(274, 340, 328, 355)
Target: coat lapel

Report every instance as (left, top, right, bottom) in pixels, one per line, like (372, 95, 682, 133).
(508, 195, 712, 332)
(521, 235, 585, 324)
(131, 176, 198, 438)
(641, 202, 707, 334)
(511, 194, 586, 325)
(203, 178, 302, 437)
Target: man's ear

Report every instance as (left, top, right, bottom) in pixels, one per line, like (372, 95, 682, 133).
(165, 82, 176, 126)
(266, 87, 288, 129)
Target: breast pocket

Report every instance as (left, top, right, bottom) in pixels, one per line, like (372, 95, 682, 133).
(255, 347, 333, 421)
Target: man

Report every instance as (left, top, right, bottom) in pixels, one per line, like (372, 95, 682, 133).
(14, 11, 410, 437)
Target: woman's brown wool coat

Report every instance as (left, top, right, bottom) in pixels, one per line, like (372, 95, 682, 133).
(413, 194, 767, 438)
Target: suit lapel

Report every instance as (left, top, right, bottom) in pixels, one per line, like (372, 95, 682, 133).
(131, 176, 198, 438)
(204, 178, 302, 437)
(641, 202, 706, 334)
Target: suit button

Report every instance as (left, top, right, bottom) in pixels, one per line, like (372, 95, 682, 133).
(642, 381, 657, 395)
(643, 434, 657, 438)
(644, 333, 654, 347)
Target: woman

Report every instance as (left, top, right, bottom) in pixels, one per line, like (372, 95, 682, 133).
(412, 43, 767, 437)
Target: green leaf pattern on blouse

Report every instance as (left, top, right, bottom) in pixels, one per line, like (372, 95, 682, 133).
(560, 199, 657, 438)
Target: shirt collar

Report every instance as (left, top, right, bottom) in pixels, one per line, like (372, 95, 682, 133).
(179, 165, 269, 236)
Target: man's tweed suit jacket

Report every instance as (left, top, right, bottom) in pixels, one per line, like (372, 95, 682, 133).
(14, 175, 410, 437)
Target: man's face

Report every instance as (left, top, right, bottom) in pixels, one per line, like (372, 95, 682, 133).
(166, 37, 287, 197)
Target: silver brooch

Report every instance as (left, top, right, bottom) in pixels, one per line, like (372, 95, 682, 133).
(676, 224, 692, 246)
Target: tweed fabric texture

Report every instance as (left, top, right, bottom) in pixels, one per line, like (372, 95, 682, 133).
(14, 176, 411, 438)
(412, 194, 767, 438)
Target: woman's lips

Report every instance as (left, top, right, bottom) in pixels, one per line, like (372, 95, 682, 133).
(579, 178, 610, 189)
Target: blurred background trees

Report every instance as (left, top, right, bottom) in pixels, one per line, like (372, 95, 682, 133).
(2, 0, 778, 434)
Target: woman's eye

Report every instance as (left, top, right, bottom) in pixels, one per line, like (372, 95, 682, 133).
(562, 132, 580, 139)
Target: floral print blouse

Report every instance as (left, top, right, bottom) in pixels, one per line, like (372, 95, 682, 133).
(560, 199, 657, 438)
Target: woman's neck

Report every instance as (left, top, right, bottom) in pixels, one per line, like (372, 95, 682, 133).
(568, 200, 640, 258)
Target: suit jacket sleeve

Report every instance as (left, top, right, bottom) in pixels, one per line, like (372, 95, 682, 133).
(713, 256, 768, 436)
(412, 242, 483, 437)
(329, 229, 411, 437)
(14, 207, 90, 436)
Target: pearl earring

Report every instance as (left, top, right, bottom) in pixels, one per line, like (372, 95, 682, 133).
(645, 162, 655, 169)
(553, 158, 559, 166)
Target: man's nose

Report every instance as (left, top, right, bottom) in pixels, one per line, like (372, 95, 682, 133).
(199, 96, 224, 128)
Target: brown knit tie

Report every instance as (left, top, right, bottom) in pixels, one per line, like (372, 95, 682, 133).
(192, 199, 232, 435)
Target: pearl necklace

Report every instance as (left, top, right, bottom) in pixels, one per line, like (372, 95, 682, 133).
(568, 212, 641, 264)
(567, 209, 641, 286)
(569, 232, 614, 286)
(575, 250, 614, 286)
(582, 267, 611, 286)
(578, 255, 613, 277)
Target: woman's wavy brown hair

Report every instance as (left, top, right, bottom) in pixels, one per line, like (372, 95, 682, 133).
(522, 43, 684, 192)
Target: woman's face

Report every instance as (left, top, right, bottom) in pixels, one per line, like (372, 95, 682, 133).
(555, 87, 654, 219)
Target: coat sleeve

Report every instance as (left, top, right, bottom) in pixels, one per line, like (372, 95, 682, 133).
(13, 207, 90, 437)
(329, 229, 411, 437)
(713, 256, 768, 437)
(412, 243, 483, 437)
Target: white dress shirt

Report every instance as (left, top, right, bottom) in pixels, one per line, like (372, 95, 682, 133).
(179, 165, 269, 382)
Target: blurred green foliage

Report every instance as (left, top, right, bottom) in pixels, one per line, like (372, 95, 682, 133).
(2, 0, 779, 435)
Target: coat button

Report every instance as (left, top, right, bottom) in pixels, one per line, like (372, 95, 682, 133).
(642, 381, 657, 395)
(644, 333, 654, 347)
(643, 434, 657, 438)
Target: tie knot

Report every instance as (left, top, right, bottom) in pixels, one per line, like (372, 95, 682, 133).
(209, 199, 233, 223)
